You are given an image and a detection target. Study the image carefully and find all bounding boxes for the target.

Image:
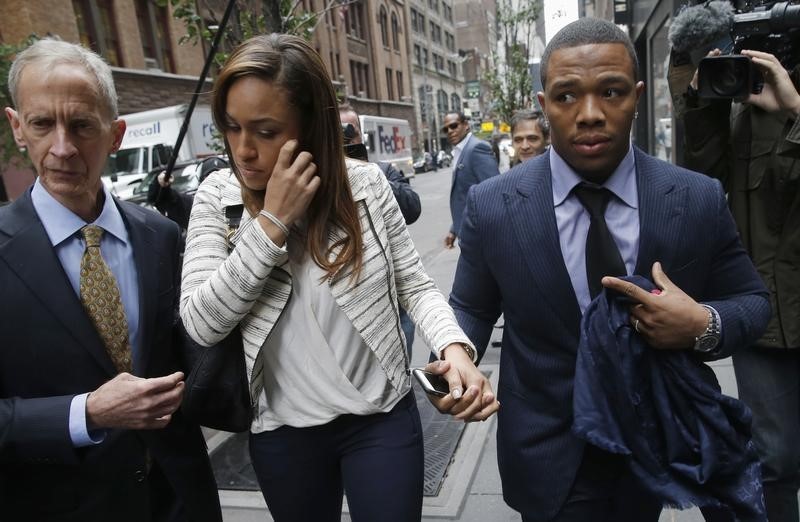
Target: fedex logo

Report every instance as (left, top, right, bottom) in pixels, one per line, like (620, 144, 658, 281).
(378, 125, 406, 154)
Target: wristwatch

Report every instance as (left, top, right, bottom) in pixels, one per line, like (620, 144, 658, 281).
(694, 304, 721, 353)
(441, 343, 476, 362)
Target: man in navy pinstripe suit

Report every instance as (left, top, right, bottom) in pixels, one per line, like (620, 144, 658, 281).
(432, 18, 770, 522)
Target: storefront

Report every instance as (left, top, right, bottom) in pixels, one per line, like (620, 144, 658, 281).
(619, 0, 685, 164)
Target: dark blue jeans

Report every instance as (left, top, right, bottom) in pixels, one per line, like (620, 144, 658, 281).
(249, 391, 424, 522)
(732, 346, 800, 522)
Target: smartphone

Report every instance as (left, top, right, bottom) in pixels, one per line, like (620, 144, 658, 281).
(411, 368, 450, 397)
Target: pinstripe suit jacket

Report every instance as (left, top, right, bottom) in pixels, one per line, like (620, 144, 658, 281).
(449, 135, 500, 237)
(449, 147, 769, 519)
(180, 160, 474, 433)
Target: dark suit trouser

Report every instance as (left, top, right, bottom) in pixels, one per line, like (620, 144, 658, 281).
(522, 445, 662, 522)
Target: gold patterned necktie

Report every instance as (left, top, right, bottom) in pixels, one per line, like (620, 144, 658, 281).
(79, 225, 132, 373)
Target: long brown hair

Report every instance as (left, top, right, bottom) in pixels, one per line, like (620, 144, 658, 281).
(213, 34, 363, 280)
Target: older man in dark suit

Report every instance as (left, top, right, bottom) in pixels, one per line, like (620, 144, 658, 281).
(429, 18, 770, 522)
(441, 111, 499, 248)
(0, 38, 220, 521)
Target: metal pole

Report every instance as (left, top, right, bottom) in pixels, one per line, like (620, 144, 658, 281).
(162, 0, 237, 179)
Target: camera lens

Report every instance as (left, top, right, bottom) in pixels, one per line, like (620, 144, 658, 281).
(697, 55, 754, 99)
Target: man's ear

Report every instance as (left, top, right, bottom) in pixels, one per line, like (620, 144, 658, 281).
(110, 119, 126, 153)
(635, 81, 646, 103)
(4, 107, 27, 148)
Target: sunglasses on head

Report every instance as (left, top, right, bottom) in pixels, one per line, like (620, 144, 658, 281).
(442, 122, 461, 133)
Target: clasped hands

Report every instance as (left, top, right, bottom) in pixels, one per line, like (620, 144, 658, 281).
(423, 344, 500, 422)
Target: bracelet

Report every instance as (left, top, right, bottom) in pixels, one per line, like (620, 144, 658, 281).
(258, 209, 290, 237)
(441, 343, 476, 362)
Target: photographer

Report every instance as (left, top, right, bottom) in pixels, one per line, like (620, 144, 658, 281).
(675, 47, 800, 522)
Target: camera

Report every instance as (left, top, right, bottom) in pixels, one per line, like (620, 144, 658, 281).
(342, 122, 368, 161)
(698, 1, 800, 99)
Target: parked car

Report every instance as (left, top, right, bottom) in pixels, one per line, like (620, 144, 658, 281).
(413, 152, 438, 173)
(436, 150, 452, 168)
(126, 155, 228, 206)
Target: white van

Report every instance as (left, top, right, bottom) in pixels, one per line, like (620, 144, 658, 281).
(359, 116, 414, 178)
(104, 104, 217, 200)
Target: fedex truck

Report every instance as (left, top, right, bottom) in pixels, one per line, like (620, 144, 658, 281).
(103, 104, 217, 199)
(359, 116, 414, 178)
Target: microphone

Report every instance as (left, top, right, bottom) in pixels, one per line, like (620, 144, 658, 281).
(667, 1, 735, 53)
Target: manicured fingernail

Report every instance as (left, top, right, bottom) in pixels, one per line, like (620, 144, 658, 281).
(452, 388, 462, 400)
(651, 289, 662, 295)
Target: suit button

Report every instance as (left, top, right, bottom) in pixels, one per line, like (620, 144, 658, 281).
(135, 470, 146, 483)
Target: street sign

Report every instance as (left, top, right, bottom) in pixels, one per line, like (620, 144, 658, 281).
(465, 81, 480, 99)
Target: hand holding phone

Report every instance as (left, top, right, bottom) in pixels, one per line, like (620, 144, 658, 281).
(411, 368, 450, 397)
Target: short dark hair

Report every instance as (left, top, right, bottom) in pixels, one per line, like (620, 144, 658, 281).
(510, 109, 549, 140)
(540, 18, 638, 87)
(444, 111, 467, 123)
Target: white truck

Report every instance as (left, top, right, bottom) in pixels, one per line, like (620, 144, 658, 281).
(359, 115, 414, 178)
(103, 104, 217, 199)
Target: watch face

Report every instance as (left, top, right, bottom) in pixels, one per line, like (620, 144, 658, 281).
(697, 335, 719, 352)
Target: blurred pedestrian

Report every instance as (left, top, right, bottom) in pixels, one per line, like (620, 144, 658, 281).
(180, 34, 498, 522)
(441, 111, 499, 248)
(510, 109, 549, 166)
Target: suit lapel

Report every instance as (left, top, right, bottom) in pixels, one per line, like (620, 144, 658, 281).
(118, 201, 160, 375)
(0, 192, 117, 375)
(633, 148, 686, 275)
(506, 159, 582, 332)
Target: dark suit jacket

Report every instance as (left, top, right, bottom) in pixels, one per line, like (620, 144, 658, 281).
(449, 135, 499, 236)
(0, 189, 221, 522)
(450, 148, 770, 519)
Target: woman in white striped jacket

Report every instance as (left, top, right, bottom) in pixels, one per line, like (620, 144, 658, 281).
(180, 34, 498, 521)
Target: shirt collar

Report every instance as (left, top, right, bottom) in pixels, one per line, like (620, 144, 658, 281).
(454, 132, 472, 152)
(31, 179, 130, 247)
(550, 145, 638, 209)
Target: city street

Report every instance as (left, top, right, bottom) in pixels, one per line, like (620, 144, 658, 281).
(215, 164, 748, 521)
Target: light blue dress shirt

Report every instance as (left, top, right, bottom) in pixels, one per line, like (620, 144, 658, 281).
(31, 180, 140, 447)
(550, 145, 640, 314)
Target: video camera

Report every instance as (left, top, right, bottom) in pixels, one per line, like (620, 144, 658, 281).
(342, 122, 368, 161)
(669, 1, 800, 99)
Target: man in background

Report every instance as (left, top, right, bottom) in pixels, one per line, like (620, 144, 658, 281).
(510, 109, 549, 166)
(441, 111, 499, 249)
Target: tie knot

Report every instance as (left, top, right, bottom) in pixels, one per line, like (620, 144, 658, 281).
(81, 225, 104, 247)
(574, 183, 613, 218)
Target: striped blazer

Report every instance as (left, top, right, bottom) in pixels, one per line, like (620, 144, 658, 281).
(180, 160, 472, 431)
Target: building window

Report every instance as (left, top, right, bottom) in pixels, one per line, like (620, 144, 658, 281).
(418, 13, 426, 35)
(422, 49, 429, 68)
(437, 89, 448, 116)
(385, 68, 394, 100)
(447, 60, 457, 78)
(433, 53, 444, 72)
(135, 0, 174, 72)
(379, 6, 389, 47)
(350, 60, 370, 98)
(344, 0, 365, 40)
(429, 0, 439, 12)
(414, 44, 422, 66)
(451, 93, 461, 112)
(396, 70, 404, 99)
(443, 2, 452, 22)
(391, 12, 400, 50)
(72, 0, 122, 66)
(430, 22, 442, 44)
(445, 32, 455, 52)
